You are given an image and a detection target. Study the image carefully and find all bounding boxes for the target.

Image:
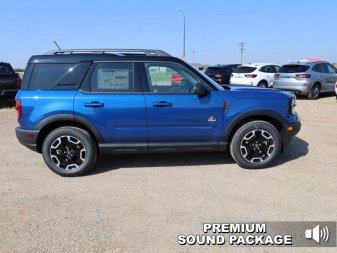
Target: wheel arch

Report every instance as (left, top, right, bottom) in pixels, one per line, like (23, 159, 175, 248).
(35, 114, 103, 153)
(258, 79, 269, 86)
(224, 110, 285, 145)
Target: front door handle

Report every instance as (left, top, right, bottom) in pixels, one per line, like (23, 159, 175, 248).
(153, 101, 172, 107)
(85, 102, 104, 108)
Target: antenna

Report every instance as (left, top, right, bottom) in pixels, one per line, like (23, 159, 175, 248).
(54, 41, 61, 50)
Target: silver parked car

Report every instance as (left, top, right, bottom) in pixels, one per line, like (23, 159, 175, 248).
(273, 61, 337, 99)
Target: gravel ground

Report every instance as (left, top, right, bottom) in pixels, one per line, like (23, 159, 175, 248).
(0, 95, 336, 253)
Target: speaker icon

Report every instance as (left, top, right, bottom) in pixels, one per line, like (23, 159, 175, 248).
(305, 225, 330, 244)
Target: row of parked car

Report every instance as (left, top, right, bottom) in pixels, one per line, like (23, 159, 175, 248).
(0, 62, 21, 98)
(204, 58, 337, 99)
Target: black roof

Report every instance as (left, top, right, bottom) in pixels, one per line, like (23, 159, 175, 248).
(209, 64, 241, 68)
(29, 49, 179, 64)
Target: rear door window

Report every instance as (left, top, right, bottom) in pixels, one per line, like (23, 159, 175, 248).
(90, 62, 136, 92)
(279, 65, 310, 73)
(260, 65, 275, 73)
(29, 62, 91, 90)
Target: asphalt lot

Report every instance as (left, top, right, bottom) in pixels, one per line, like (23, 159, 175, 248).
(0, 95, 336, 253)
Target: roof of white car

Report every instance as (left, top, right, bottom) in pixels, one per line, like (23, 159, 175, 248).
(240, 63, 279, 67)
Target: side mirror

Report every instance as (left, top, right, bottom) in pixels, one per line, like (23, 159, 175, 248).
(193, 83, 209, 97)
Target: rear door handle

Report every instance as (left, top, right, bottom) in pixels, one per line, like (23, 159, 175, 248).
(85, 102, 104, 108)
(153, 101, 172, 107)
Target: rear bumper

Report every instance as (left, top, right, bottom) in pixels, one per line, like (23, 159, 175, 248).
(273, 82, 311, 94)
(280, 121, 301, 148)
(15, 127, 40, 152)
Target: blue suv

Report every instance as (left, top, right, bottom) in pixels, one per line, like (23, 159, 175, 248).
(15, 49, 301, 176)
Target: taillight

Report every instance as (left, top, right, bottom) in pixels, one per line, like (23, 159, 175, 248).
(16, 77, 22, 87)
(15, 99, 22, 121)
(274, 74, 280, 79)
(214, 74, 223, 78)
(244, 74, 257, 78)
(295, 73, 311, 78)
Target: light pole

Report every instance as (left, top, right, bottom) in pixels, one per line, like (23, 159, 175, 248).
(239, 42, 246, 65)
(179, 10, 186, 61)
(190, 50, 196, 64)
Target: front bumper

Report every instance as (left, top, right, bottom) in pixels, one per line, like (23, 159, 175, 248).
(280, 121, 301, 148)
(15, 127, 40, 152)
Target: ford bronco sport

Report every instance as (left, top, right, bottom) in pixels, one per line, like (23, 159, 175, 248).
(15, 49, 301, 176)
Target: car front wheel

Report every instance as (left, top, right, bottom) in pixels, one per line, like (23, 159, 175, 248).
(42, 127, 97, 176)
(230, 121, 281, 169)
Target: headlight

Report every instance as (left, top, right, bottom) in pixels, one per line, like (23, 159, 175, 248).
(289, 97, 297, 115)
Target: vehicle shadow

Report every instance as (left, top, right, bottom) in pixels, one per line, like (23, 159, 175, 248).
(0, 97, 15, 109)
(272, 137, 309, 167)
(88, 137, 309, 175)
(88, 151, 234, 175)
(296, 92, 335, 100)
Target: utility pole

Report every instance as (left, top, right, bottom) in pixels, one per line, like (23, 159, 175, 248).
(179, 10, 186, 61)
(239, 42, 246, 65)
(190, 50, 196, 64)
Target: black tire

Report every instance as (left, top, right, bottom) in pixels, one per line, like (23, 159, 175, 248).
(308, 83, 320, 99)
(230, 121, 281, 169)
(257, 81, 268, 88)
(42, 127, 97, 176)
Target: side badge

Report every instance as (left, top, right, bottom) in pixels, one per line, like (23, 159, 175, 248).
(208, 116, 216, 123)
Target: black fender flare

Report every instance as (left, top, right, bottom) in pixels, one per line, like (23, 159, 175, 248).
(35, 114, 104, 143)
(223, 109, 287, 142)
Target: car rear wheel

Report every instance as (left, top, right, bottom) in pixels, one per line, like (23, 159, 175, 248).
(257, 81, 268, 88)
(308, 83, 320, 99)
(230, 121, 281, 169)
(42, 127, 97, 176)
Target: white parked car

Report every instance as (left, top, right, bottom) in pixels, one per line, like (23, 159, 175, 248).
(230, 63, 281, 87)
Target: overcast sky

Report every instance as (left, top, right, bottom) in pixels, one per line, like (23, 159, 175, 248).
(2, 0, 337, 68)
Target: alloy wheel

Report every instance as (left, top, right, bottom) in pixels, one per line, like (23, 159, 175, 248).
(240, 129, 275, 163)
(49, 135, 86, 170)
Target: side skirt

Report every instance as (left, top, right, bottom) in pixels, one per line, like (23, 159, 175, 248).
(99, 141, 228, 154)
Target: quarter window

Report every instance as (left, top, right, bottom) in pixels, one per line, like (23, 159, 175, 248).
(29, 62, 90, 90)
(312, 63, 328, 73)
(90, 62, 135, 92)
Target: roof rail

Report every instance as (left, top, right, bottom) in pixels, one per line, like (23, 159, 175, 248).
(44, 49, 171, 57)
